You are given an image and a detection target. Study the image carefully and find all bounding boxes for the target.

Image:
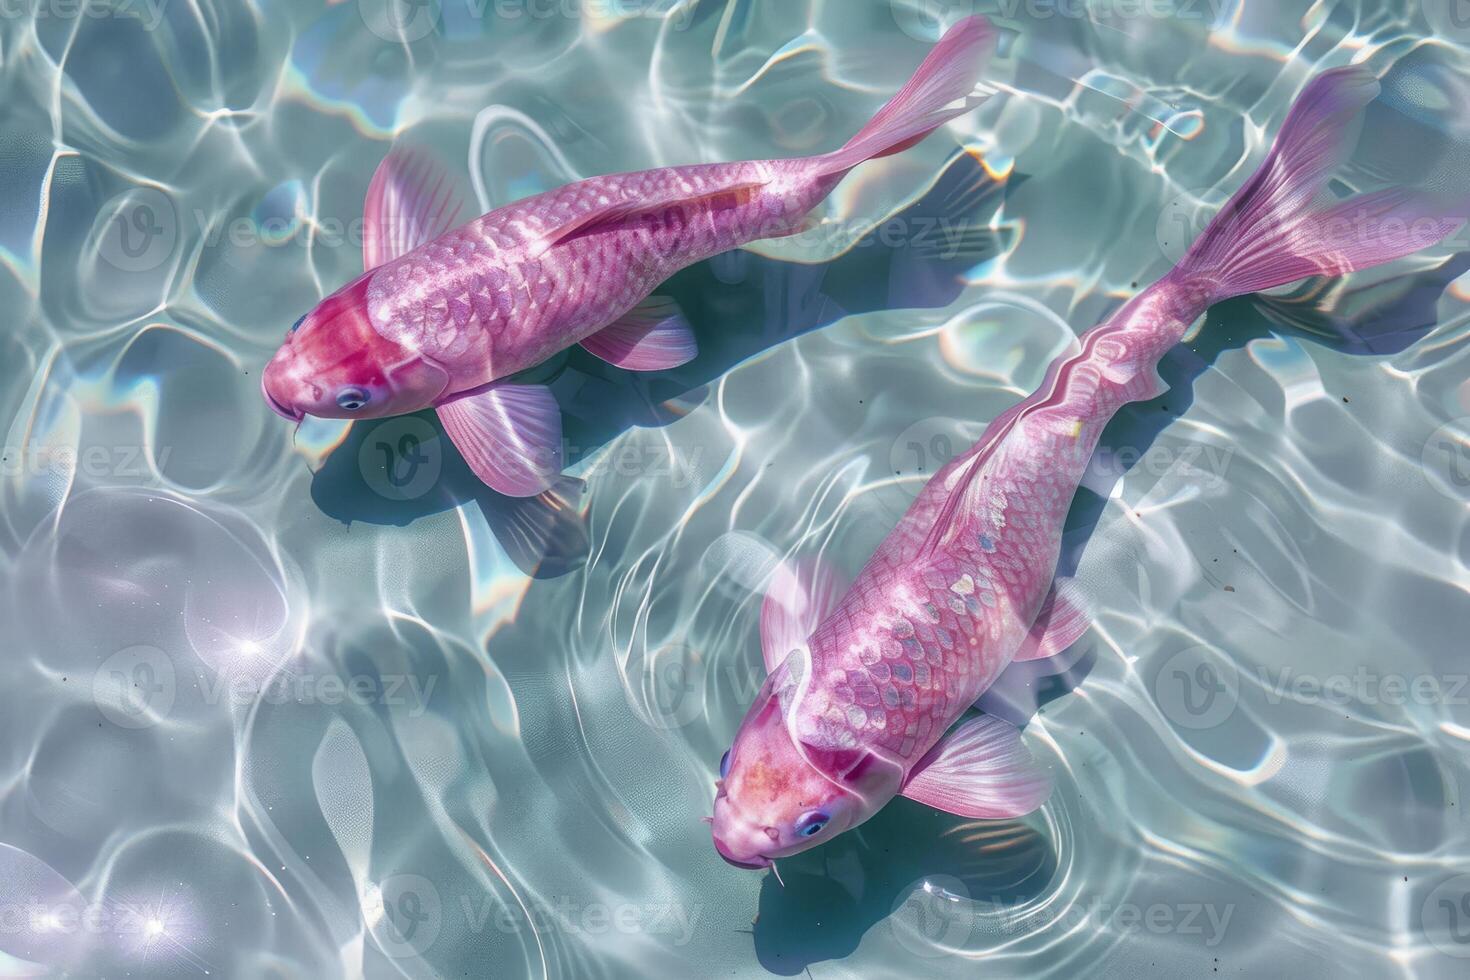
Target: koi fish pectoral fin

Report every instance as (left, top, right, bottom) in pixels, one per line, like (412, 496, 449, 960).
(437, 383, 563, 498)
(899, 715, 1052, 819)
(363, 146, 472, 270)
(759, 556, 850, 674)
(1013, 578, 1092, 663)
(580, 296, 698, 371)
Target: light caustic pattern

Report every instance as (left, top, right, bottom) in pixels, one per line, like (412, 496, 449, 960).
(0, 1, 1469, 978)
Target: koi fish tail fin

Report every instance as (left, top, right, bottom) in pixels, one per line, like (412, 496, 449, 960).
(811, 16, 996, 180)
(1173, 65, 1466, 304)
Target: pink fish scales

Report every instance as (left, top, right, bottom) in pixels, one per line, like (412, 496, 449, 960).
(263, 18, 998, 496)
(711, 64, 1466, 870)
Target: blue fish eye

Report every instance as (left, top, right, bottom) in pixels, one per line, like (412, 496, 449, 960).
(795, 811, 829, 838)
(289, 314, 306, 335)
(719, 750, 731, 780)
(336, 387, 370, 411)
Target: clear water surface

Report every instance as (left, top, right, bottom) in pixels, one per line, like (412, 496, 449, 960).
(2, 1, 1470, 977)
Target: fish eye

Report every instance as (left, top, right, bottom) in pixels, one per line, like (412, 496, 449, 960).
(336, 387, 370, 411)
(719, 750, 731, 780)
(795, 811, 829, 838)
(289, 314, 306, 335)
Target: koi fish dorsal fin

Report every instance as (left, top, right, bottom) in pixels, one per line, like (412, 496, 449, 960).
(528, 181, 769, 258)
(437, 383, 563, 498)
(363, 147, 470, 270)
(900, 715, 1052, 819)
(913, 447, 990, 558)
(580, 296, 698, 371)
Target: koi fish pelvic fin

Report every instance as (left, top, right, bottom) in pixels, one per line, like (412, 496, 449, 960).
(580, 296, 698, 371)
(1014, 578, 1092, 663)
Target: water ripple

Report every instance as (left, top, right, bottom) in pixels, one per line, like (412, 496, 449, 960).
(1, 2, 1469, 977)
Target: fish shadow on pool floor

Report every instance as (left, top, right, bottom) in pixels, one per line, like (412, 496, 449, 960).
(307, 152, 1463, 583)
(308, 156, 1015, 578)
(743, 245, 1468, 975)
(744, 633, 1091, 971)
(1062, 54, 1470, 565)
(752, 63, 1470, 968)
(749, 796, 1058, 973)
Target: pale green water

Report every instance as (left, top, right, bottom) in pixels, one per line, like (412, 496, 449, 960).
(2, 1, 1470, 978)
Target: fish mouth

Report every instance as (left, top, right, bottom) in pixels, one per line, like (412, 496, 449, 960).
(261, 378, 304, 422)
(713, 834, 772, 870)
(718, 853, 772, 871)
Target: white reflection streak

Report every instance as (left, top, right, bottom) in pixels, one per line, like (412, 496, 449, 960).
(468, 107, 582, 212)
(460, 828, 549, 980)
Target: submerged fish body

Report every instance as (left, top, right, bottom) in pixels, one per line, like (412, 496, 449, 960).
(710, 65, 1465, 869)
(361, 160, 827, 387)
(262, 17, 999, 496)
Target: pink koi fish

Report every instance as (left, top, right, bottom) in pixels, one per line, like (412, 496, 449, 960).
(710, 65, 1464, 868)
(261, 18, 997, 496)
